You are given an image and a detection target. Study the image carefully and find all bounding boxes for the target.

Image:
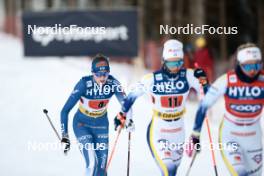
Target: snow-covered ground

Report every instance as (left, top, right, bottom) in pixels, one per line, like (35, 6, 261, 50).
(0, 33, 262, 176)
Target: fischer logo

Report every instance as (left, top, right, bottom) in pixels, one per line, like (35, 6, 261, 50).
(228, 86, 262, 97)
(230, 104, 262, 113)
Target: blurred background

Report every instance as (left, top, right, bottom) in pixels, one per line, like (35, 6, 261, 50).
(0, 0, 263, 80)
(0, 1, 263, 176)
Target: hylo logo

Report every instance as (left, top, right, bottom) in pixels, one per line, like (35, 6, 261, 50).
(228, 86, 261, 97)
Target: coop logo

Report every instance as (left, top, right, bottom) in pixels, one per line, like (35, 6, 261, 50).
(228, 86, 262, 97)
(230, 104, 262, 113)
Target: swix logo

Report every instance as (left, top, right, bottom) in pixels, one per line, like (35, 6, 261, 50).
(230, 104, 262, 113)
(252, 154, 262, 164)
(168, 49, 176, 52)
(246, 50, 258, 58)
(168, 49, 181, 56)
(228, 86, 262, 98)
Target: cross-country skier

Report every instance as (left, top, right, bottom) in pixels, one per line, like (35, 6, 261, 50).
(60, 54, 130, 176)
(114, 39, 209, 176)
(189, 43, 264, 176)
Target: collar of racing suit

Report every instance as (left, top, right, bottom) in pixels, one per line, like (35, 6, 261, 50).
(235, 65, 260, 83)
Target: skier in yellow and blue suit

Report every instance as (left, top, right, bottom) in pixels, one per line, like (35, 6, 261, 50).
(114, 39, 209, 176)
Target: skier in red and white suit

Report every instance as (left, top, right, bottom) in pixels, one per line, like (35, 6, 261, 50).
(190, 43, 264, 176)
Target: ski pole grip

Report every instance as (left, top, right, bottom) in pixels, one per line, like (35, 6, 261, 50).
(43, 109, 48, 114)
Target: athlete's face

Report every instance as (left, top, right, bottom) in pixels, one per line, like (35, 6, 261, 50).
(93, 71, 109, 85)
(240, 60, 262, 78)
(164, 57, 184, 73)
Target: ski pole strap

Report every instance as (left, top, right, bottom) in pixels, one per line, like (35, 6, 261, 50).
(152, 109, 185, 121)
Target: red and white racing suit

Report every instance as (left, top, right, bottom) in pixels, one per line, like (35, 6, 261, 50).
(194, 70, 264, 176)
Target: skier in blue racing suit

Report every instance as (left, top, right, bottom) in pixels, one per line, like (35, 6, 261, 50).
(60, 54, 128, 176)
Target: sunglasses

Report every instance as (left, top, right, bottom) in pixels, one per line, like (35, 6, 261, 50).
(94, 71, 109, 77)
(241, 63, 262, 72)
(165, 60, 184, 68)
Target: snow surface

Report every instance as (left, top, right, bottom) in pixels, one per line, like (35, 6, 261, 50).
(0, 33, 263, 176)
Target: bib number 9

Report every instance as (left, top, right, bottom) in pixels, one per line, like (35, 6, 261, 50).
(89, 99, 109, 109)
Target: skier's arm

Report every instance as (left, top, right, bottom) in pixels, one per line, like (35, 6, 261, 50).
(194, 68, 210, 94)
(121, 73, 153, 113)
(114, 74, 153, 130)
(113, 79, 126, 106)
(187, 68, 210, 97)
(193, 74, 227, 133)
(61, 78, 86, 137)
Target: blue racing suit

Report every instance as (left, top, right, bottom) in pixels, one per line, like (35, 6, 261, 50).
(61, 75, 125, 176)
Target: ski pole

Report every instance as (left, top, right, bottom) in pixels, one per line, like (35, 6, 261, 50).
(200, 86, 219, 176)
(205, 117, 218, 176)
(43, 109, 61, 141)
(200, 83, 219, 176)
(127, 132, 131, 176)
(194, 63, 219, 176)
(186, 150, 198, 176)
(105, 127, 122, 175)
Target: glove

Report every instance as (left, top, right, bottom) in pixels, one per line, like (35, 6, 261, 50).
(125, 119, 135, 132)
(61, 135, 70, 154)
(186, 132, 201, 157)
(194, 68, 208, 86)
(114, 112, 126, 131)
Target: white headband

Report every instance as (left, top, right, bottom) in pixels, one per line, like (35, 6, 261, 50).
(162, 39, 184, 60)
(237, 47, 262, 64)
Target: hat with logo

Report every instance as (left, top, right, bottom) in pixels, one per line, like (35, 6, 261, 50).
(91, 54, 110, 73)
(237, 47, 262, 64)
(162, 39, 184, 60)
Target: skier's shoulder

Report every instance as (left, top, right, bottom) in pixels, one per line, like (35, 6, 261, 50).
(186, 68, 194, 74)
(217, 73, 228, 82)
(76, 75, 93, 88)
(224, 69, 241, 84)
(211, 73, 228, 92)
(258, 70, 264, 82)
(184, 68, 198, 84)
(79, 75, 93, 83)
(107, 74, 121, 85)
(185, 68, 195, 78)
(141, 72, 154, 82)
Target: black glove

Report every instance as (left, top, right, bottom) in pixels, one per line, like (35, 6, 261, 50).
(114, 112, 126, 131)
(194, 68, 208, 86)
(190, 133, 201, 152)
(61, 137, 70, 154)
